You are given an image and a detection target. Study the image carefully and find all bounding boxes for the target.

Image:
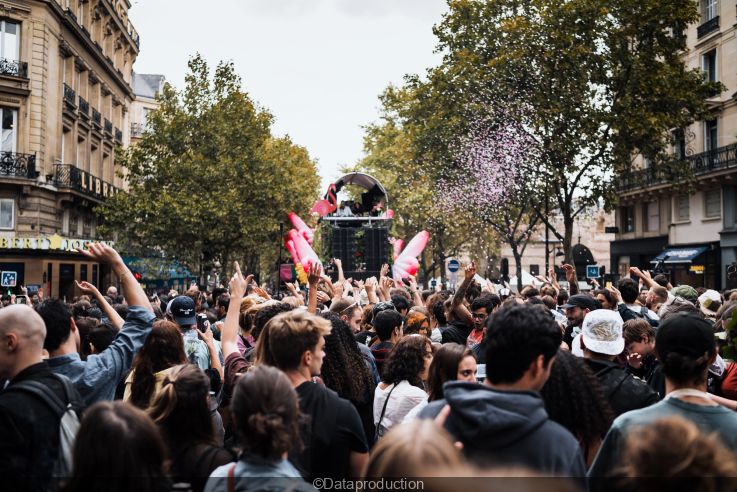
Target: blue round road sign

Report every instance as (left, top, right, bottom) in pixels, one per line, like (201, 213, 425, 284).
(448, 259, 461, 273)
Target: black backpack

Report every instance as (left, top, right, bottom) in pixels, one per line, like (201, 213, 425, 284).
(5, 373, 83, 477)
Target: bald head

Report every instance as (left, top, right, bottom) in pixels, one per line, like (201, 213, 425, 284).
(0, 305, 47, 380)
(0, 304, 46, 347)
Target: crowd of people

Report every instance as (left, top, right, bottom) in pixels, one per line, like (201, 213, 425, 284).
(4, 243, 737, 491)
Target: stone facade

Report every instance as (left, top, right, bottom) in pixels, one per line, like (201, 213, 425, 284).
(611, 1, 737, 289)
(0, 0, 139, 299)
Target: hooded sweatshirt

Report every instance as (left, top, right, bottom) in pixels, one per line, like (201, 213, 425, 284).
(418, 381, 586, 478)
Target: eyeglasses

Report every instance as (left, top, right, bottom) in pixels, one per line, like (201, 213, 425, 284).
(471, 313, 487, 320)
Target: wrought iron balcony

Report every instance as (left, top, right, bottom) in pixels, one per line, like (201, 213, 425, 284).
(78, 96, 89, 117)
(0, 58, 28, 78)
(92, 108, 101, 127)
(114, 127, 122, 143)
(617, 143, 737, 192)
(54, 164, 119, 200)
(63, 83, 76, 107)
(697, 16, 719, 38)
(130, 122, 146, 138)
(104, 118, 113, 135)
(0, 152, 37, 179)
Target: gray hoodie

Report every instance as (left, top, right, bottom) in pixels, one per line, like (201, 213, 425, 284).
(418, 381, 586, 478)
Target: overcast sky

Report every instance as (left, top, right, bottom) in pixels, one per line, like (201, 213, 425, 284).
(128, 0, 449, 190)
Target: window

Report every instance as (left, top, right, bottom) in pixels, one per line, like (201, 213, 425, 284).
(702, 49, 717, 83)
(0, 107, 17, 153)
(0, 199, 13, 229)
(703, 0, 718, 20)
(646, 202, 660, 232)
(673, 129, 686, 160)
(675, 194, 690, 221)
(705, 119, 718, 152)
(0, 20, 19, 61)
(78, 1, 85, 24)
(704, 189, 721, 218)
(622, 206, 635, 233)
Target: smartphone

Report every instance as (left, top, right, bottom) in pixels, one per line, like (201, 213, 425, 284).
(196, 313, 208, 332)
(605, 281, 613, 289)
(476, 363, 487, 382)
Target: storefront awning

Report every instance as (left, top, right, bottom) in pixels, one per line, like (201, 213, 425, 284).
(122, 256, 196, 282)
(650, 246, 708, 265)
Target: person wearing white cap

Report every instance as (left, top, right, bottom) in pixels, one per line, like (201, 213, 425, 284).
(581, 310, 660, 418)
(698, 289, 722, 320)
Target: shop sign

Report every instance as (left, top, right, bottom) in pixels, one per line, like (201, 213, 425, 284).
(1, 271, 16, 287)
(0, 234, 114, 252)
(689, 265, 705, 274)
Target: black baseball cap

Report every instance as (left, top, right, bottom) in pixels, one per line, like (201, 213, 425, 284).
(656, 312, 715, 360)
(561, 294, 597, 311)
(168, 295, 196, 326)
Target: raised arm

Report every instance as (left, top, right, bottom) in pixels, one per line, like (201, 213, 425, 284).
(307, 263, 322, 314)
(562, 264, 579, 295)
(630, 267, 656, 289)
(365, 277, 379, 305)
(407, 275, 423, 307)
(76, 280, 124, 330)
(334, 258, 345, 284)
(78, 243, 151, 311)
(199, 321, 223, 381)
(222, 262, 251, 359)
(452, 262, 475, 327)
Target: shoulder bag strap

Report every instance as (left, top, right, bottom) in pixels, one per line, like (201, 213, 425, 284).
(5, 380, 66, 416)
(227, 462, 237, 492)
(374, 383, 398, 442)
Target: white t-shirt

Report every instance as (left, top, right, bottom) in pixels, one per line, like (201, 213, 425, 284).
(373, 380, 427, 437)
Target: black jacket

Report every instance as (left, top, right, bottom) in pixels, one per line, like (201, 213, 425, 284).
(0, 362, 84, 492)
(441, 320, 471, 345)
(584, 358, 660, 417)
(418, 381, 586, 477)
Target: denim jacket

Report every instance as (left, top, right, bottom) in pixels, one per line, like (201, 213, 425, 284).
(46, 305, 155, 405)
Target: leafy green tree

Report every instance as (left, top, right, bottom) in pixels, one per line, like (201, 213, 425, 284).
(393, 0, 719, 263)
(99, 55, 320, 279)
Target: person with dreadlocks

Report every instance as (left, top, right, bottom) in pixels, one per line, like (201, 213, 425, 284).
(320, 312, 377, 448)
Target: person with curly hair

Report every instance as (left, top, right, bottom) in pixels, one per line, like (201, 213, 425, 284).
(204, 366, 314, 491)
(373, 336, 433, 439)
(123, 319, 187, 409)
(540, 349, 614, 466)
(320, 312, 378, 447)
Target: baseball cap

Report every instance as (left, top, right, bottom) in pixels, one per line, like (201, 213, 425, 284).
(656, 311, 715, 361)
(581, 309, 625, 356)
(561, 294, 598, 311)
(168, 295, 196, 326)
(671, 285, 698, 304)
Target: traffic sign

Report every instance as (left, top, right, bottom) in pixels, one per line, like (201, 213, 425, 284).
(447, 259, 461, 273)
(586, 265, 601, 279)
(1, 271, 17, 287)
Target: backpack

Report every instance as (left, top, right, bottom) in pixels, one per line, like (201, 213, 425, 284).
(6, 373, 82, 477)
(621, 304, 659, 328)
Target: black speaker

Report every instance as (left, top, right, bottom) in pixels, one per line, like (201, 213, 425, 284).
(328, 226, 389, 280)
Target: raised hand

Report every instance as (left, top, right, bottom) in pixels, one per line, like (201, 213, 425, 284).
(464, 262, 477, 281)
(228, 261, 250, 299)
(76, 242, 124, 267)
(308, 262, 322, 287)
(75, 280, 101, 296)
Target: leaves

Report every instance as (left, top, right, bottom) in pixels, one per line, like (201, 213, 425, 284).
(97, 54, 320, 278)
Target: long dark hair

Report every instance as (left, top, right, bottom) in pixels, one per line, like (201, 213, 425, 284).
(231, 365, 301, 461)
(320, 312, 375, 404)
(147, 364, 215, 453)
(382, 336, 431, 388)
(65, 401, 169, 492)
(129, 320, 187, 409)
(540, 350, 614, 458)
(427, 343, 472, 402)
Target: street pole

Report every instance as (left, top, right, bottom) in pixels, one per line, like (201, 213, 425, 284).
(544, 173, 549, 276)
(277, 222, 283, 295)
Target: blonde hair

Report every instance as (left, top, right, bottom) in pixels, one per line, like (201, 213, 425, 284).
(365, 419, 464, 478)
(620, 416, 737, 483)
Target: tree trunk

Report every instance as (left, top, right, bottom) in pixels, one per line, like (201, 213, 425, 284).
(512, 244, 524, 292)
(562, 214, 575, 266)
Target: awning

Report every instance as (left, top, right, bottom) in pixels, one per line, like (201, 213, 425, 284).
(650, 246, 708, 264)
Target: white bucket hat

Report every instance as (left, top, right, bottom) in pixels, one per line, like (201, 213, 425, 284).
(581, 309, 625, 356)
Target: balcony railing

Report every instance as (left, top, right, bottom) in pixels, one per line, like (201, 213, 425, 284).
(130, 122, 146, 138)
(78, 96, 89, 117)
(63, 83, 76, 107)
(54, 164, 119, 200)
(104, 118, 113, 135)
(92, 108, 101, 127)
(0, 152, 37, 179)
(114, 127, 122, 143)
(617, 143, 737, 191)
(697, 16, 719, 38)
(0, 58, 28, 78)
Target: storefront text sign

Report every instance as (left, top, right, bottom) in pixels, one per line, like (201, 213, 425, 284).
(0, 234, 114, 252)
